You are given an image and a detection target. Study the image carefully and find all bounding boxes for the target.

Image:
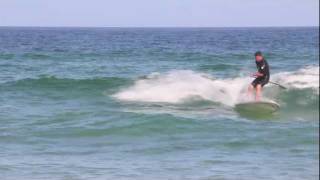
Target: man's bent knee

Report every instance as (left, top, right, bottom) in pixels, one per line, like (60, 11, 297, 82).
(256, 84, 262, 90)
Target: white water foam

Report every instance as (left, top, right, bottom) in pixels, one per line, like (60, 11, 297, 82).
(113, 66, 319, 106)
(273, 66, 319, 90)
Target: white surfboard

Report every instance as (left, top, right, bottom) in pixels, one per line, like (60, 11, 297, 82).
(235, 101, 280, 114)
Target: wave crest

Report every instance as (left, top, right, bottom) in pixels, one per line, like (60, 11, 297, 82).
(114, 66, 319, 106)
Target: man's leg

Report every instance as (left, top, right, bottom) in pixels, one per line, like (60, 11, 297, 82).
(247, 84, 254, 100)
(255, 84, 262, 101)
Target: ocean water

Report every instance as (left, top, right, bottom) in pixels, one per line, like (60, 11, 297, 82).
(0, 27, 319, 180)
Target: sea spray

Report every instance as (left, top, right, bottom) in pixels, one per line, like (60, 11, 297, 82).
(114, 70, 251, 106)
(273, 66, 319, 91)
(114, 66, 319, 105)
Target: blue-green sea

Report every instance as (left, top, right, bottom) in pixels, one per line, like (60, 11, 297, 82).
(0, 27, 319, 180)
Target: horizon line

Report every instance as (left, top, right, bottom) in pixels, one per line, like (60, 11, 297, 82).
(0, 25, 318, 29)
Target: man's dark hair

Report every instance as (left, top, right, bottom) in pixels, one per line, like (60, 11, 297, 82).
(255, 51, 263, 56)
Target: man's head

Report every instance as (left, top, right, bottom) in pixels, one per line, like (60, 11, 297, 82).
(254, 51, 263, 61)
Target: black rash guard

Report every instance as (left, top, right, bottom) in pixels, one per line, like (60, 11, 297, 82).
(251, 58, 270, 87)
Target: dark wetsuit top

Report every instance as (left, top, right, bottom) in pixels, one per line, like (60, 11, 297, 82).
(251, 59, 270, 87)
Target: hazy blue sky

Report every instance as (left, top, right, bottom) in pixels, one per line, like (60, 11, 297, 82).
(0, 0, 318, 27)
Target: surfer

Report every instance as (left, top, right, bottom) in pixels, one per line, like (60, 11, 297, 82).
(247, 51, 270, 101)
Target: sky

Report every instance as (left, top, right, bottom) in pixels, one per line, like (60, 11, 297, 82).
(0, 0, 319, 27)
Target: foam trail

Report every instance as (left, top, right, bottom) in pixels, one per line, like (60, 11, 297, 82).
(113, 66, 319, 106)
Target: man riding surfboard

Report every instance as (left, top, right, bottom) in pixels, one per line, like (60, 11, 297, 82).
(247, 51, 270, 101)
